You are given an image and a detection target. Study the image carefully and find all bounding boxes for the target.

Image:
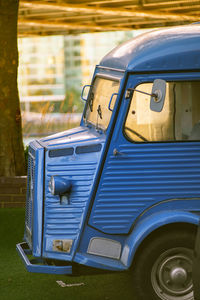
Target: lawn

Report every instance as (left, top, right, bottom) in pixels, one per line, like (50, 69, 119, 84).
(0, 208, 134, 300)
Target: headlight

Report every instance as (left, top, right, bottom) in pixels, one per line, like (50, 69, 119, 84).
(49, 176, 71, 196)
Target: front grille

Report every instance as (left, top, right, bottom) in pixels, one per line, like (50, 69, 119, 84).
(25, 146, 36, 247)
(43, 147, 103, 257)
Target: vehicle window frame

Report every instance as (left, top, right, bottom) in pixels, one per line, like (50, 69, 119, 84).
(123, 79, 200, 144)
(83, 74, 121, 132)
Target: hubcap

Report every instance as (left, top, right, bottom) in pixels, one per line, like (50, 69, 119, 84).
(151, 247, 194, 300)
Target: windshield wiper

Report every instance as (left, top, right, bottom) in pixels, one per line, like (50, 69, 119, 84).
(97, 105, 102, 119)
(88, 92, 94, 111)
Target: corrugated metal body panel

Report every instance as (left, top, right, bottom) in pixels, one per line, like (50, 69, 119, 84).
(89, 142, 200, 234)
(43, 151, 102, 258)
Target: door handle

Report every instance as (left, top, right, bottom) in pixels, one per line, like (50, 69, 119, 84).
(113, 148, 125, 156)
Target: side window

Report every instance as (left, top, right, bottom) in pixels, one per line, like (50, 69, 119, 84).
(124, 81, 200, 142)
(175, 82, 200, 140)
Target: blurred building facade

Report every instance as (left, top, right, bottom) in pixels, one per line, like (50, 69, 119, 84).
(18, 36, 65, 111)
(18, 30, 146, 113)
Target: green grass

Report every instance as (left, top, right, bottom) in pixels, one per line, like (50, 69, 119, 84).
(0, 208, 134, 300)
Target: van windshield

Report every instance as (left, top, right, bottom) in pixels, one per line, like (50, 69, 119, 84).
(84, 76, 120, 131)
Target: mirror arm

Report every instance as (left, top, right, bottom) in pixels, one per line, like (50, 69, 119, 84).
(125, 88, 157, 100)
(125, 79, 166, 112)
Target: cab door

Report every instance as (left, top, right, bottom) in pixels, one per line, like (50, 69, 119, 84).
(88, 73, 200, 234)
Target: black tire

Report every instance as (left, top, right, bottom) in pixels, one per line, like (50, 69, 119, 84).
(131, 229, 195, 300)
(193, 224, 200, 300)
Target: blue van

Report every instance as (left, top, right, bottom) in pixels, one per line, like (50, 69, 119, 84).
(17, 24, 200, 300)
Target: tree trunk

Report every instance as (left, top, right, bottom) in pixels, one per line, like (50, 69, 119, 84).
(0, 0, 25, 176)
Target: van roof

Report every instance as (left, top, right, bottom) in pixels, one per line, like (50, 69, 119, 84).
(100, 25, 200, 72)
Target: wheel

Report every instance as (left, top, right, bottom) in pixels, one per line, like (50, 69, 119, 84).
(131, 229, 195, 300)
(193, 225, 200, 300)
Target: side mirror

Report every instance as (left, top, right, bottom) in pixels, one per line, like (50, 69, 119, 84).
(150, 79, 166, 112)
(81, 85, 92, 102)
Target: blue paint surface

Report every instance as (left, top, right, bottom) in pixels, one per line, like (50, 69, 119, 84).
(20, 25, 200, 274)
(100, 25, 200, 72)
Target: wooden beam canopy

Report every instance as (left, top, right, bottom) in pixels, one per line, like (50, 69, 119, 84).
(18, 0, 200, 36)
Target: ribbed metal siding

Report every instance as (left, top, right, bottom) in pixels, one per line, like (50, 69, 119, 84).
(89, 142, 200, 234)
(25, 147, 36, 246)
(43, 158, 99, 255)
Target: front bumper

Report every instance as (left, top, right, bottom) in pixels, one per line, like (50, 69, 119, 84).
(16, 242, 72, 275)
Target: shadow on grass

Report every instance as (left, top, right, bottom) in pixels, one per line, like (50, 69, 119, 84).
(0, 208, 135, 300)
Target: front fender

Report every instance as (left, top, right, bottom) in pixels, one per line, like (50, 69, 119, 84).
(121, 210, 199, 267)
